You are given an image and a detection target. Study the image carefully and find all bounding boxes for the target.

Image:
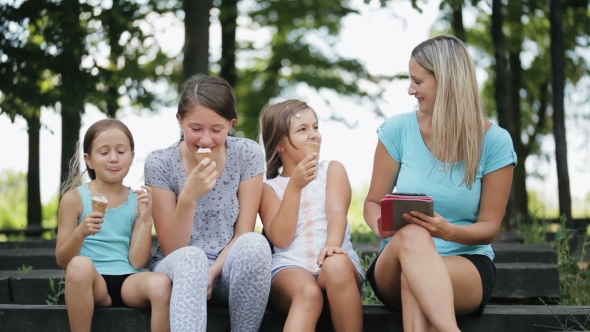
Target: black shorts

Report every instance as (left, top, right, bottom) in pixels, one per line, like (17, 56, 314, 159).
(365, 251, 496, 317)
(101, 274, 133, 307)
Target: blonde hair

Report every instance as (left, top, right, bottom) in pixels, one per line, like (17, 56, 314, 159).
(411, 35, 485, 188)
(259, 99, 316, 179)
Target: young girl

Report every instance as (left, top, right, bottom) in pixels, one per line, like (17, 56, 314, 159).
(259, 100, 365, 332)
(144, 74, 272, 332)
(56, 119, 172, 332)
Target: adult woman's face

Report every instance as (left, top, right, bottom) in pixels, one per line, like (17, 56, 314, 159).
(408, 58, 437, 114)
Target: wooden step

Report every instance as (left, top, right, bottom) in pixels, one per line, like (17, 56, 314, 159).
(0, 248, 156, 270)
(0, 304, 588, 332)
(0, 263, 560, 305)
(354, 242, 558, 264)
(494, 263, 560, 301)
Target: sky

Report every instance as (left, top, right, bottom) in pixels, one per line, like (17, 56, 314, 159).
(0, 0, 589, 212)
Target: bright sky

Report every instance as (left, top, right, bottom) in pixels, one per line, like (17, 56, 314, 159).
(1, 0, 589, 209)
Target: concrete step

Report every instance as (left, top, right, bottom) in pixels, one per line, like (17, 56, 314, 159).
(0, 262, 560, 305)
(353, 242, 557, 264)
(0, 304, 588, 332)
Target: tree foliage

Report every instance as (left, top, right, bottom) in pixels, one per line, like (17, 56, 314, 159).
(229, 0, 397, 138)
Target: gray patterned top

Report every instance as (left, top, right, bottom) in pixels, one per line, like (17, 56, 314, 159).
(145, 136, 265, 266)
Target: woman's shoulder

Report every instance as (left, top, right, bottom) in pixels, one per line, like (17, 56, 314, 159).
(378, 111, 416, 134)
(484, 123, 513, 146)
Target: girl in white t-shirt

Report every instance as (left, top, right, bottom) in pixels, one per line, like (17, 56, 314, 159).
(259, 99, 364, 332)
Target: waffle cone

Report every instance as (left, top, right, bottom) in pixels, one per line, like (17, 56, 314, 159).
(196, 151, 213, 164)
(91, 199, 108, 214)
(304, 142, 321, 157)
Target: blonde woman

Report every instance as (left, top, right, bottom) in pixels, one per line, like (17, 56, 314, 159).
(363, 35, 517, 332)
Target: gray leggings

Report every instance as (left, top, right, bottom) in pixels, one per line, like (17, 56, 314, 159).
(152, 232, 272, 332)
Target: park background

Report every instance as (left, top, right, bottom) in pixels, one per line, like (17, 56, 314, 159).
(1, 1, 589, 242)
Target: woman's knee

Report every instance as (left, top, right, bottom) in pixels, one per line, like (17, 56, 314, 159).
(392, 224, 433, 252)
(65, 256, 95, 284)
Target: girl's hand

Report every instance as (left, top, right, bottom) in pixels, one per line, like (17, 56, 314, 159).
(317, 246, 348, 267)
(76, 212, 103, 237)
(403, 211, 451, 239)
(185, 160, 218, 200)
(376, 215, 396, 239)
(207, 269, 217, 300)
(290, 154, 318, 190)
(134, 185, 152, 223)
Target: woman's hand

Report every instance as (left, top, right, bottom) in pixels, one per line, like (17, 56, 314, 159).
(403, 211, 452, 240)
(185, 160, 218, 200)
(376, 215, 396, 239)
(76, 212, 103, 237)
(290, 154, 318, 190)
(317, 246, 348, 267)
(134, 185, 152, 223)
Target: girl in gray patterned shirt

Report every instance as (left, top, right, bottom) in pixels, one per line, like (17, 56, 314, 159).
(144, 75, 272, 332)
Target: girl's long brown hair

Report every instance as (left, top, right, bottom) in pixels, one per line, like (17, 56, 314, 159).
(259, 99, 315, 179)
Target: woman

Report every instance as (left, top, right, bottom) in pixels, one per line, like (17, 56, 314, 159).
(363, 35, 517, 332)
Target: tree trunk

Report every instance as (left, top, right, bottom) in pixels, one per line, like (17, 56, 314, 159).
(59, 0, 86, 192)
(183, 0, 211, 83)
(451, 4, 465, 42)
(26, 114, 42, 228)
(491, 0, 516, 223)
(504, 1, 529, 225)
(549, 0, 573, 228)
(219, 0, 238, 88)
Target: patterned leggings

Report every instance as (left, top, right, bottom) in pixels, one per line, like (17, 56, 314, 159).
(153, 232, 272, 332)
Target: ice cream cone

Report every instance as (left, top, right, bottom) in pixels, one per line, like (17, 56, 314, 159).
(91, 196, 108, 214)
(304, 141, 320, 158)
(196, 148, 213, 164)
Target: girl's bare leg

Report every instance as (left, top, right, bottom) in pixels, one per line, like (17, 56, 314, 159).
(317, 254, 362, 332)
(121, 271, 172, 332)
(269, 267, 324, 332)
(65, 256, 111, 332)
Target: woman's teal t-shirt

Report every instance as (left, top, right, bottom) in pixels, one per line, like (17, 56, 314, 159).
(377, 112, 517, 260)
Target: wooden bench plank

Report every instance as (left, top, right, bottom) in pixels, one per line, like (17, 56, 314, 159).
(0, 304, 588, 332)
(0, 262, 560, 305)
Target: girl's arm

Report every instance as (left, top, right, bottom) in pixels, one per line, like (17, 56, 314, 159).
(324, 161, 351, 247)
(209, 174, 264, 279)
(364, 141, 400, 238)
(128, 186, 153, 269)
(55, 189, 95, 268)
(259, 182, 302, 249)
(259, 154, 318, 248)
(150, 161, 218, 256)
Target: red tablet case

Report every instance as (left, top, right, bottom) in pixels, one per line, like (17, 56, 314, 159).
(380, 194, 434, 231)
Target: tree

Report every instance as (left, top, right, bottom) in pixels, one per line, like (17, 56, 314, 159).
(550, 0, 573, 228)
(0, 0, 61, 228)
(183, 0, 212, 81)
(231, 0, 395, 138)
